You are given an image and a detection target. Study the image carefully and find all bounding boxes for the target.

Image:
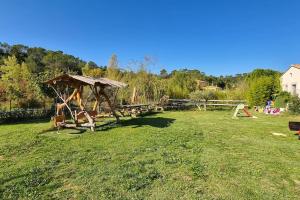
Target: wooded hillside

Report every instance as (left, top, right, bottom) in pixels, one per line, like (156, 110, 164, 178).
(0, 42, 282, 109)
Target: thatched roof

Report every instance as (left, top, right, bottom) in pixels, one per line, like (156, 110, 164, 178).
(45, 74, 127, 88)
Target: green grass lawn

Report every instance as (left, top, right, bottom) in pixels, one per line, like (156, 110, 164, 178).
(1, 111, 300, 199)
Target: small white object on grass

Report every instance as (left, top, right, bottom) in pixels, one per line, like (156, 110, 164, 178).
(272, 132, 287, 137)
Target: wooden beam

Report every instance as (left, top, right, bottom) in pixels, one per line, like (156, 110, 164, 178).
(50, 85, 75, 122)
(99, 86, 120, 123)
(83, 111, 95, 131)
(91, 85, 100, 112)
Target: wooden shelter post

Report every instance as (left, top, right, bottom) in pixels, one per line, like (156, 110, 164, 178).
(98, 86, 120, 123)
(50, 85, 75, 121)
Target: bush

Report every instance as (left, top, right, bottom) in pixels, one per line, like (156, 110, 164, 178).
(18, 99, 42, 109)
(274, 91, 291, 108)
(247, 76, 280, 106)
(189, 90, 218, 102)
(215, 87, 247, 100)
(288, 96, 300, 114)
(214, 90, 227, 100)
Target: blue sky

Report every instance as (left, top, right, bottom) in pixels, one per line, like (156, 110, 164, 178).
(1, 0, 300, 75)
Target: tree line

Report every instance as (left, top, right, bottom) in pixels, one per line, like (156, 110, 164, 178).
(0, 42, 289, 110)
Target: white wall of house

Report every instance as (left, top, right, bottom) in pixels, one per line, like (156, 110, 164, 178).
(281, 66, 300, 97)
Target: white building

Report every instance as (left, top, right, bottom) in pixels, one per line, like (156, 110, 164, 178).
(281, 64, 300, 97)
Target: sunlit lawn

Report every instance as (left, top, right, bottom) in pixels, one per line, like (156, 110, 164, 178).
(0, 111, 300, 199)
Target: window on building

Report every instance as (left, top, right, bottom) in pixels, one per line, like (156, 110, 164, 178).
(292, 84, 297, 95)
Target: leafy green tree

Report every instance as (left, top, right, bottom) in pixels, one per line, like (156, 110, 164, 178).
(82, 62, 105, 77)
(9, 44, 28, 63)
(190, 90, 217, 101)
(107, 54, 121, 80)
(189, 90, 218, 110)
(129, 66, 157, 103)
(288, 96, 300, 114)
(274, 91, 291, 108)
(0, 42, 11, 62)
(160, 69, 168, 78)
(42, 51, 83, 77)
(0, 81, 6, 101)
(0, 56, 31, 109)
(153, 78, 168, 101)
(0, 42, 286, 108)
(25, 47, 46, 73)
(247, 69, 281, 81)
(247, 76, 280, 106)
(168, 70, 203, 98)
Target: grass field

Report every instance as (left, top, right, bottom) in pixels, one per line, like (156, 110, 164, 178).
(0, 111, 300, 199)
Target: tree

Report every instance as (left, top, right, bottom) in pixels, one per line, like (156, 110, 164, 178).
(42, 51, 83, 77)
(129, 65, 156, 103)
(160, 69, 168, 78)
(288, 96, 300, 114)
(82, 62, 104, 77)
(247, 69, 281, 81)
(247, 76, 280, 106)
(107, 54, 120, 80)
(274, 91, 291, 108)
(25, 47, 46, 73)
(167, 70, 203, 98)
(0, 42, 11, 58)
(9, 44, 28, 63)
(0, 56, 31, 109)
(189, 90, 217, 110)
(0, 81, 6, 101)
(82, 63, 91, 76)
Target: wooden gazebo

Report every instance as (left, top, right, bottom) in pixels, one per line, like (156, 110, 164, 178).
(45, 74, 127, 131)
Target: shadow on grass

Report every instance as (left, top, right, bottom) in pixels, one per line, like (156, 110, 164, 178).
(35, 113, 174, 134)
(120, 117, 176, 128)
(38, 127, 88, 135)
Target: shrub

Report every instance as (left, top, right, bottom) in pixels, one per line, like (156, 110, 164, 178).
(189, 90, 218, 110)
(274, 91, 291, 108)
(189, 90, 218, 102)
(214, 90, 227, 100)
(18, 99, 42, 109)
(288, 96, 300, 114)
(247, 76, 280, 106)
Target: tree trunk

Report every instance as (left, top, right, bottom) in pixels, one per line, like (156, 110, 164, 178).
(43, 99, 46, 110)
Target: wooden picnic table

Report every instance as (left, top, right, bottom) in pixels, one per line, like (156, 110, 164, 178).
(118, 104, 153, 117)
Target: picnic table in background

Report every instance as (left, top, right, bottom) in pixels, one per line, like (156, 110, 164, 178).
(118, 104, 153, 117)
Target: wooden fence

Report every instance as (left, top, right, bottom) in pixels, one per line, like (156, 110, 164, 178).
(163, 99, 247, 110)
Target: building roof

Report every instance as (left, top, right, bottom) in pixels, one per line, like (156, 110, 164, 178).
(45, 74, 127, 88)
(281, 64, 300, 77)
(291, 64, 300, 69)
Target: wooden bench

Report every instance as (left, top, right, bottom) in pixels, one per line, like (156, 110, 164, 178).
(53, 115, 66, 127)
